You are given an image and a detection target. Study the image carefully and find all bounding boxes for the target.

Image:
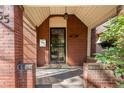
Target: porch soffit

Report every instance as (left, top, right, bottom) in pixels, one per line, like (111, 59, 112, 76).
(23, 5, 117, 28)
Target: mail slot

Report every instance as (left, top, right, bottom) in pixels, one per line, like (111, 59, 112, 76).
(25, 63, 33, 70)
(17, 63, 33, 71)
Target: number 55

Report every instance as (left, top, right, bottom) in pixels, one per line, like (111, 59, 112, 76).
(4, 14, 9, 23)
(0, 12, 9, 23)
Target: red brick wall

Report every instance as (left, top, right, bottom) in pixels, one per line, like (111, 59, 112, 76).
(83, 63, 118, 88)
(37, 15, 87, 66)
(23, 17, 37, 64)
(67, 15, 88, 66)
(14, 6, 23, 87)
(37, 18, 49, 67)
(17, 63, 35, 88)
(26, 64, 35, 88)
(21, 16, 37, 88)
(0, 5, 23, 87)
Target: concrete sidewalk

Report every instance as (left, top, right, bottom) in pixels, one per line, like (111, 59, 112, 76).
(35, 67, 84, 88)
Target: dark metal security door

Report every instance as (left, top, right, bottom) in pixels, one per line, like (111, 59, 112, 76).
(50, 28, 66, 64)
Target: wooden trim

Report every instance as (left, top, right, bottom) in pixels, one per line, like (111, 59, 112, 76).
(49, 14, 74, 19)
(49, 15, 64, 18)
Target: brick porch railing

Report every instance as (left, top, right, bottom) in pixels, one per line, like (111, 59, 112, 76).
(83, 62, 122, 88)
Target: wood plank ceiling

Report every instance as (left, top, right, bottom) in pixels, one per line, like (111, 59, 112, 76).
(23, 5, 117, 28)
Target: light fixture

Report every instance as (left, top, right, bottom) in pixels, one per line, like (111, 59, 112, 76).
(64, 6, 68, 20)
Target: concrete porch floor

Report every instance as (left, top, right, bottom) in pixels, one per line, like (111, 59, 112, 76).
(35, 65, 84, 88)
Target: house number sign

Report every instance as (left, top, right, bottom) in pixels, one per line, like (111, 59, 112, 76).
(0, 7, 10, 23)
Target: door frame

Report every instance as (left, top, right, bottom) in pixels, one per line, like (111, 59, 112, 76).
(50, 27, 66, 64)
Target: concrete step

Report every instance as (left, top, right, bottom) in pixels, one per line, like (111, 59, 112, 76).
(37, 64, 83, 69)
(35, 67, 83, 88)
(35, 84, 52, 88)
(36, 68, 82, 85)
(52, 76, 84, 88)
(36, 76, 84, 88)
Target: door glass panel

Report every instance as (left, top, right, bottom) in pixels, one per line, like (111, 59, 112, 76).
(50, 28, 66, 64)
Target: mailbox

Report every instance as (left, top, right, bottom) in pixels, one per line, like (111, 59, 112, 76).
(17, 63, 34, 81)
(25, 63, 33, 70)
(17, 63, 25, 71)
(17, 63, 33, 71)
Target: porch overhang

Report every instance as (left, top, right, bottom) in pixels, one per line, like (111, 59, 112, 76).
(23, 5, 117, 28)
(22, 5, 118, 57)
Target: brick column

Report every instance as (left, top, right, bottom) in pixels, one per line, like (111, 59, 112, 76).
(118, 6, 124, 15)
(83, 63, 118, 88)
(91, 28, 96, 57)
(0, 5, 23, 88)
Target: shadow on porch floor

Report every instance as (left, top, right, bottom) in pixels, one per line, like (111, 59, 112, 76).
(35, 65, 84, 88)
